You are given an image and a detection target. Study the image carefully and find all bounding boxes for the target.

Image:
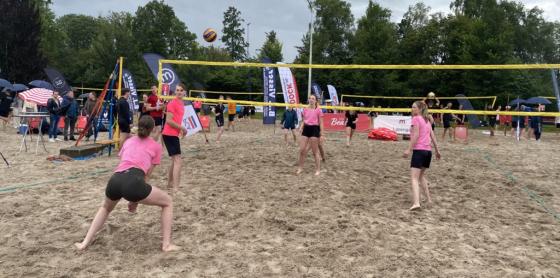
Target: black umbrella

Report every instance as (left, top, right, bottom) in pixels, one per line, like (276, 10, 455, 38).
(509, 98, 526, 106)
(12, 83, 29, 92)
(0, 78, 13, 90)
(525, 97, 552, 105)
(29, 80, 54, 90)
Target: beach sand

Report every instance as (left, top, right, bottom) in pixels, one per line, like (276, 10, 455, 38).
(1, 120, 559, 277)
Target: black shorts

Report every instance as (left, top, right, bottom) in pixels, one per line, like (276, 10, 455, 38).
(556, 123, 560, 128)
(216, 116, 224, 127)
(228, 114, 235, 122)
(302, 125, 320, 138)
(162, 135, 181, 156)
(118, 120, 131, 133)
(194, 108, 201, 113)
(283, 123, 296, 130)
(513, 121, 525, 129)
(106, 168, 152, 202)
(489, 117, 497, 127)
(346, 122, 356, 129)
(443, 121, 451, 129)
(411, 150, 432, 169)
(152, 116, 163, 126)
(431, 123, 435, 131)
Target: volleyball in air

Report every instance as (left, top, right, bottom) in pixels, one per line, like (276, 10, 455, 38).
(203, 28, 217, 43)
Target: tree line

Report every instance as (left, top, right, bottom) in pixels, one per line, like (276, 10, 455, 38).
(1, 0, 559, 105)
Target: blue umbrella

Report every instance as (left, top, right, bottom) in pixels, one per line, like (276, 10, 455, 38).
(29, 80, 54, 90)
(509, 98, 526, 106)
(525, 97, 552, 105)
(0, 78, 13, 90)
(12, 83, 29, 92)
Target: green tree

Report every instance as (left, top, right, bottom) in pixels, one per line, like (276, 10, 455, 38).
(221, 6, 248, 61)
(258, 31, 283, 63)
(353, 1, 399, 96)
(294, 0, 355, 98)
(132, 0, 197, 59)
(0, 0, 46, 82)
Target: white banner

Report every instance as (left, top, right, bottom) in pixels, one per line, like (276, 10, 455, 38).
(374, 115, 412, 135)
(182, 105, 202, 137)
(277, 64, 299, 107)
(327, 85, 339, 106)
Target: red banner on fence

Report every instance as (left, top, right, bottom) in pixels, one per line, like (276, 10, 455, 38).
(322, 113, 370, 132)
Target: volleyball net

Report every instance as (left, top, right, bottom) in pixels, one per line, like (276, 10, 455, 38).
(156, 59, 560, 117)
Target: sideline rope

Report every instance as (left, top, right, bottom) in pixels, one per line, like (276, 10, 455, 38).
(464, 147, 560, 222)
(160, 60, 560, 70)
(0, 169, 111, 193)
(159, 95, 560, 117)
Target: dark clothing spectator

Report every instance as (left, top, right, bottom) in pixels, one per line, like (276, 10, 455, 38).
(47, 97, 61, 140)
(61, 95, 78, 140)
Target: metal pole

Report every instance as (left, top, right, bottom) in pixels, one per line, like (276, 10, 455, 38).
(307, 0, 314, 99)
(246, 22, 251, 58)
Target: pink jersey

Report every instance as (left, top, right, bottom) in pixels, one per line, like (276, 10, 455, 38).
(114, 136, 162, 174)
(411, 115, 432, 151)
(162, 98, 184, 137)
(302, 107, 323, 126)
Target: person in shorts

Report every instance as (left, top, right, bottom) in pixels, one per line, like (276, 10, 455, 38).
(226, 96, 236, 131)
(146, 85, 164, 142)
(403, 101, 441, 211)
(296, 95, 324, 176)
(74, 116, 180, 252)
(162, 84, 187, 194)
(214, 95, 225, 143)
(502, 106, 512, 136)
(281, 106, 298, 146)
(441, 102, 460, 142)
(344, 105, 358, 147)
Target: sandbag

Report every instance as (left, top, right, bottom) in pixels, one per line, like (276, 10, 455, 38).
(368, 128, 398, 141)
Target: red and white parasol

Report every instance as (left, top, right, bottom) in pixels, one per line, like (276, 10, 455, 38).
(18, 88, 61, 106)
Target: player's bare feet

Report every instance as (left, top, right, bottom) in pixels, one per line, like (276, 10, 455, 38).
(74, 242, 88, 251)
(296, 168, 303, 175)
(314, 170, 321, 176)
(128, 202, 138, 213)
(162, 244, 181, 252)
(409, 205, 421, 211)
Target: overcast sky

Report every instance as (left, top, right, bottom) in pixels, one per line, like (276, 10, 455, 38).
(51, 0, 560, 62)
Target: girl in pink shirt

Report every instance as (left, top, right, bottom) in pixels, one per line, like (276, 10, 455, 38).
(75, 116, 180, 252)
(403, 101, 441, 211)
(297, 95, 324, 176)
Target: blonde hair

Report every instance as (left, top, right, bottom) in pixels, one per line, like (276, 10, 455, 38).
(413, 101, 429, 123)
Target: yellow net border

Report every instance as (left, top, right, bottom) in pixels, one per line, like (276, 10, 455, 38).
(157, 60, 560, 117)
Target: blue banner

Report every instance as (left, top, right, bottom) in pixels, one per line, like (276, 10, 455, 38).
(142, 53, 182, 95)
(262, 57, 276, 125)
(122, 69, 139, 111)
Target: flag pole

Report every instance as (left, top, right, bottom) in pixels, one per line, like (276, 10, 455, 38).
(115, 56, 124, 149)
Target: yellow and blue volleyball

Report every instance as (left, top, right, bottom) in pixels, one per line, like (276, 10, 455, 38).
(203, 28, 217, 43)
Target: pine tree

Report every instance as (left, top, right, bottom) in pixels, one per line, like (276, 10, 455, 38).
(221, 6, 248, 61)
